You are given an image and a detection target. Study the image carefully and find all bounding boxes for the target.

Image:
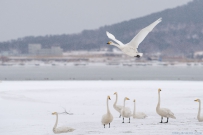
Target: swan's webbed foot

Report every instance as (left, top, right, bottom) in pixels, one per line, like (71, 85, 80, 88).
(122, 117, 124, 123)
(134, 55, 140, 58)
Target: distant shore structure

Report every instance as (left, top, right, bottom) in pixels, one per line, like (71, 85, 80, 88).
(28, 44, 63, 56)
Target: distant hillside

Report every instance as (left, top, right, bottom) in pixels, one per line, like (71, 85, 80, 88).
(1, 0, 203, 57)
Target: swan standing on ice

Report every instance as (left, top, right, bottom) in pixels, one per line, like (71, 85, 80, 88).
(156, 88, 176, 123)
(194, 99, 203, 122)
(106, 18, 162, 57)
(101, 96, 113, 128)
(52, 112, 75, 134)
(113, 92, 123, 118)
(132, 99, 147, 119)
(120, 97, 132, 123)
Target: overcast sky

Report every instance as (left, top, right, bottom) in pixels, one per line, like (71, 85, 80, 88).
(0, 0, 192, 42)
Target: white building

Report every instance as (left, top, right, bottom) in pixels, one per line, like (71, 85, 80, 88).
(194, 51, 203, 59)
(28, 44, 63, 56)
(28, 44, 41, 55)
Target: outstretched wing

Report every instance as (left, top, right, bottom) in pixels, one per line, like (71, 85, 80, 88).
(128, 18, 162, 48)
(106, 31, 124, 46)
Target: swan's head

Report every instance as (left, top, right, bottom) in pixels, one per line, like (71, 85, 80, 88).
(114, 92, 117, 95)
(125, 97, 130, 100)
(194, 99, 200, 102)
(108, 96, 111, 100)
(107, 41, 113, 45)
(52, 112, 57, 115)
(158, 88, 161, 92)
(133, 99, 136, 102)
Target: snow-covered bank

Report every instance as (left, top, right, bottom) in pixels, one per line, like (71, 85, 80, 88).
(0, 81, 203, 135)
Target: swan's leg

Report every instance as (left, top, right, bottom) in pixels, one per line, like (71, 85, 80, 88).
(160, 117, 163, 123)
(129, 118, 130, 123)
(104, 124, 105, 128)
(109, 123, 110, 128)
(164, 118, 169, 123)
(122, 117, 124, 123)
(119, 114, 121, 118)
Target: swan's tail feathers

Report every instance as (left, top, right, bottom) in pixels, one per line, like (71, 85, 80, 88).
(69, 128, 75, 132)
(168, 110, 176, 119)
(170, 115, 176, 119)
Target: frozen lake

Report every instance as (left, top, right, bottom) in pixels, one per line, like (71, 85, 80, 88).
(0, 65, 203, 80)
(0, 81, 203, 135)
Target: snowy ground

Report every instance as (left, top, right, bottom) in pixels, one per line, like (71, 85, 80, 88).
(0, 81, 203, 135)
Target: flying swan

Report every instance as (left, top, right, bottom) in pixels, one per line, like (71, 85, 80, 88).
(106, 18, 162, 57)
(101, 95, 113, 128)
(52, 112, 75, 134)
(120, 97, 132, 123)
(194, 99, 203, 122)
(156, 88, 176, 123)
(132, 99, 147, 119)
(113, 92, 123, 118)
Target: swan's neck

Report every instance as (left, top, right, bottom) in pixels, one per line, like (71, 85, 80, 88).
(133, 102, 136, 115)
(114, 94, 118, 105)
(111, 42, 120, 48)
(54, 113, 58, 129)
(198, 101, 201, 118)
(123, 99, 126, 109)
(107, 98, 110, 114)
(157, 92, 161, 109)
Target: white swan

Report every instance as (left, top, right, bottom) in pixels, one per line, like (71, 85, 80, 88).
(101, 95, 113, 128)
(106, 18, 162, 57)
(113, 92, 123, 118)
(52, 112, 75, 134)
(156, 88, 176, 123)
(120, 97, 132, 123)
(132, 99, 147, 119)
(194, 99, 203, 122)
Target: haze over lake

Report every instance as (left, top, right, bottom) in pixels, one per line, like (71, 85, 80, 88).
(0, 65, 203, 81)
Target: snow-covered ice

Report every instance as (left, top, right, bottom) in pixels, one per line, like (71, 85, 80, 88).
(0, 81, 203, 135)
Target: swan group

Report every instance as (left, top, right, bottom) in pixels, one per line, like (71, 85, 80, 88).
(156, 88, 176, 123)
(106, 18, 162, 57)
(52, 112, 75, 134)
